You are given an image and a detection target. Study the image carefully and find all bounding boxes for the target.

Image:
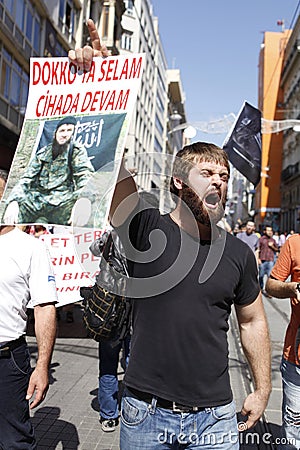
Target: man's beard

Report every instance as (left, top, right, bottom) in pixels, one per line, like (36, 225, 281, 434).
(52, 139, 70, 159)
(180, 185, 226, 227)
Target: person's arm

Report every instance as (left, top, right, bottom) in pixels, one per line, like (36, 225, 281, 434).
(26, 303, 56, 409)
(265, 238, 299, 300)
(109, 159, 138, 227)
(256, 238, 262, 265)
(235, 294, 272, 429)
(266, 277, 300, 300)
(69, 20, 138, 226)
(268, 240, 278, 252)
(254, 248, 259, 264)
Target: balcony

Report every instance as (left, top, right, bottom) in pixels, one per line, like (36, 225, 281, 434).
(282, 38, 300, 83)
(281, 162, 299, 182)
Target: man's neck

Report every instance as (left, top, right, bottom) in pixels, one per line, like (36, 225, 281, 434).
(170, 206, 215, 241)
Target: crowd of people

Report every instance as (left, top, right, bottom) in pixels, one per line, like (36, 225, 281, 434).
(233, 221, 297, 293)
(234, 219, 299, 450)
(0, 18, 299, 450)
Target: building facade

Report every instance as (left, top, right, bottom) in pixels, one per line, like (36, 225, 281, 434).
(256, 29, 291, 232)
(280, 14, 300, 233)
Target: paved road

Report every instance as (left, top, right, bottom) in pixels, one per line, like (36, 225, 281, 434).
(26, 294, 291, 449)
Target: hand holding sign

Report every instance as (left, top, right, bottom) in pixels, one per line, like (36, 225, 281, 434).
(68, 19, 109, 72)
(70, 197, 92, 227)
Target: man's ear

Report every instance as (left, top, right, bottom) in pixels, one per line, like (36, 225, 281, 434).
(172, 177, 184, 191)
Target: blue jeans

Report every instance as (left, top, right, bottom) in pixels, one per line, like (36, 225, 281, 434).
(0, 340, 36, 449)
(120, 390, 239, 449)
(279, 358, 300, 450)
(259, 260, 274, 289)
(98, 337, 130, 420)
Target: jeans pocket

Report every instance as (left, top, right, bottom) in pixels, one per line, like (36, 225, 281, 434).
(10, 345, 32, 376)
(211, 400, 236, 420)
(121, 395, 149, 426)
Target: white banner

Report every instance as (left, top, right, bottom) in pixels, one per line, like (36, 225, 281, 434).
(40, 229, 104, 307)
(0, 54, 145, 228)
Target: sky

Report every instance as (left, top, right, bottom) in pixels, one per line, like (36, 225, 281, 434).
(151, 0, 299, 146)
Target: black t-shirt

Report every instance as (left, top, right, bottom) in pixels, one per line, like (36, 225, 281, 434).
(119, 202, 260, 407)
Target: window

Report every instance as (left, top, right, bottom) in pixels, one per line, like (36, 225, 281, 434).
(0, 44, 29, 120)
(156, 93, 164, 115)
(15, 0, 24, 29)
(59, 0, 65, 20)
(102, 5, 109, 38)
(1, 0, 42, 56)
(0, 48, 11, 100)
(56, 41, 68, 57)
(58, 0, 77, 43)
(11, 60, 21, 106)
(21, 73, 29, 110)
(155, 116, 163, 135)
(3, 0, 13, 14)
(154, 137, 163, 153)
(33, 18, 40, 53)
(125, 0, 134, 15)
(121, 31, 132, 51)
(65, 1, 71, 29)
(25, 6, 33, 41)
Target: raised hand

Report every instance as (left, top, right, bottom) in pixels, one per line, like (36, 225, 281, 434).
(68, 19, 109, 72)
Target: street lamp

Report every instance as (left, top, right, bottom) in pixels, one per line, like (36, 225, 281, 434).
(183, 125, 197, 139)
(169, 110, 182, 121)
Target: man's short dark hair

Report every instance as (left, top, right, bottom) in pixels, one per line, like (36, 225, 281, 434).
(169, 142, 230, 198)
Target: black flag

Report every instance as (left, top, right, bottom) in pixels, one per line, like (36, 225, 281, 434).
(223, 102, 262, 186)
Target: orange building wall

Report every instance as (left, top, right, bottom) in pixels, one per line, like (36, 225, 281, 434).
(256, 30, 291, 226)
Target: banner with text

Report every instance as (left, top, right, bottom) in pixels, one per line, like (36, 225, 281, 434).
(0, 54, 145, 228)
(38, 230, 104, 307)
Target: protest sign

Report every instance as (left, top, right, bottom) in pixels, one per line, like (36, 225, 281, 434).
(0, 54, 145, 228)
(35, 229, 103, 307)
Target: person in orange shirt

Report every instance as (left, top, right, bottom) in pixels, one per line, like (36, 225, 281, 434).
(266, 234, 300, 450)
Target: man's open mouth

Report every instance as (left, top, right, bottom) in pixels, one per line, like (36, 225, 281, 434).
(204, 191, 220, 208)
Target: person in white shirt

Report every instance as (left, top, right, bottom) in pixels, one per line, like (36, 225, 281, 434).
(278, 232, 287, 249)
(0, 225, 57, 449)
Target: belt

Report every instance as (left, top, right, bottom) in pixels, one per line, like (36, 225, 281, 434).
(127, 387, 206, 413)
(0, 336, 26, 358)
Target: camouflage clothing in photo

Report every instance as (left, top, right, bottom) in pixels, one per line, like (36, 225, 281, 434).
(6, 141, 94, 225)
